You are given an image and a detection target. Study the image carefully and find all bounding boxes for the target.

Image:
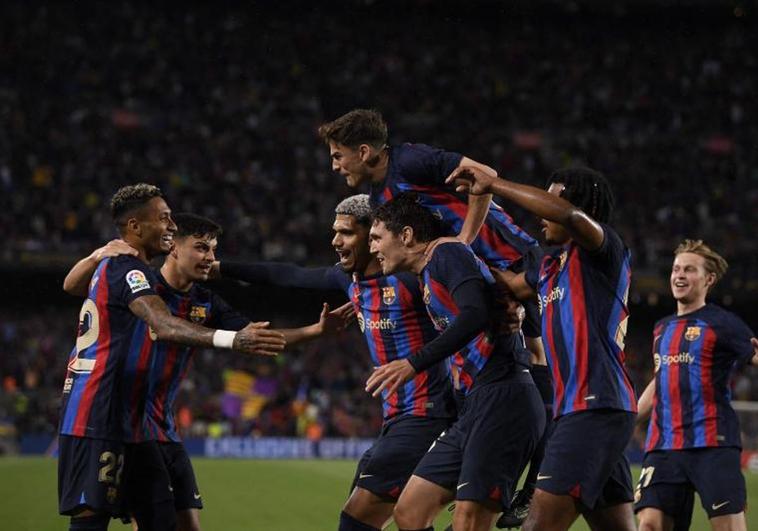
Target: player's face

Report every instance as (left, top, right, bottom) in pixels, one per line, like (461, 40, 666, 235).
(140, 197, 177, 256)
(329, 142, 371, 188)
(541, 183, 571, 245)
(670, 252, 713, 304)
(332, 214, 371, 274)
(174, 234, 218, 281)
(369, 220, 406, 275)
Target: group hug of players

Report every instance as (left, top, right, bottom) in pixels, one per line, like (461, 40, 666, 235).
(57, 109, 758, 531)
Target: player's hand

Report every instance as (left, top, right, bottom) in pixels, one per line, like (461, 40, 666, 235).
(365, 359, 416, 398)
(750, 337, 758, 366)
(317, 302, 356, 335)
(445, 166, 497, 195)
(233, 321, 286, 356)
(91, 239, 138, 262)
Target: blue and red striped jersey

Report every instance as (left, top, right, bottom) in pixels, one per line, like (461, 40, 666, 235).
(59, 256, 158, 441)
(340, 268, 454, 420)
(526, 225, 637, 418)
(422, 241, 528, 394)
(645, 304, 755, 451)
(369, 143, 538, 270)
(137, 272, 250, 443)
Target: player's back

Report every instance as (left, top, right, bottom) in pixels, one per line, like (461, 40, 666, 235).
(60, 255, 159, 441)
(371, 143, 537, 270)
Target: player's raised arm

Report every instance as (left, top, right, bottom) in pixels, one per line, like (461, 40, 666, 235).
(63, 239, 138, 296)
(456, 157, 496, 245)
(128, 294, 286, 356)
(448, 166, 606, 252)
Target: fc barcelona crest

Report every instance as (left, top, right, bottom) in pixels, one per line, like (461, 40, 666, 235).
(190, 305, 208, 323)
(382, 286, 397, 305)
(684, 326, 701, 341)
(423, 284, 431, 305)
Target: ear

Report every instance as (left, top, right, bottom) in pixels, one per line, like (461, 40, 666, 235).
(704, 271, 716, 290)
(400, 226, 415, 247)
(126, 217, 141, 237)
(358, 143, 372, 162)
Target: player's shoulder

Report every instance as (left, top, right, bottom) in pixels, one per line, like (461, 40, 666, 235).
(426, 238, 472, 263)
(700, 303, 749, 330)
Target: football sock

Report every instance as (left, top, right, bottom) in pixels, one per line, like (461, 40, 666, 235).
(338, 511, 381, 531)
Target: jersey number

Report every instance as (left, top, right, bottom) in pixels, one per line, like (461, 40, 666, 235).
(68, 299, 100, 374)
(98, 451, 124, 486)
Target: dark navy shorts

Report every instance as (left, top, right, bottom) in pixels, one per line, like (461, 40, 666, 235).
(413, 371, 545, 510)
(123, 441, 174, 513)
(537, 409, 635, 510)
(158, 441, 203, 511)
(634, 447, 746, 519)
(58, 435, 127, 517)
(352, 415, 451, 500)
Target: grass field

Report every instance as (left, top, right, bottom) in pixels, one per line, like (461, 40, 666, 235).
(2, 457, 756, 530)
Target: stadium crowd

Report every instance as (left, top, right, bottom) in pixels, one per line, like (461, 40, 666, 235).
(1, 2, 756, 295)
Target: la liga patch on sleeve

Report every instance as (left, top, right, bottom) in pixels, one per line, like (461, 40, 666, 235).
(126, 269, 151, 293)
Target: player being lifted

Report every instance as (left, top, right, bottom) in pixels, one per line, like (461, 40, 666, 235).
(635, 240, 758, 531)
(214, 195, 455, 531)
(365, 193, 545, 531)
(448, 166, 638, 531)
(319, 110, 552, 525)
(57, 184, 288, 531)
(62, 211, 348, 531)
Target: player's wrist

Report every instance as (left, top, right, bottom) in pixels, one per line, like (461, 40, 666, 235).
(213, 329, 237, 349)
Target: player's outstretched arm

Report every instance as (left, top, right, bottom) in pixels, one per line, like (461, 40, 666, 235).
(63, 239, 138, 296)
(447, 166, 605, 251)
(214, 260, 343, 291)
(456, 157, 496, 245)
(129, 295, 286, 356)
(277, 302, 355, 346)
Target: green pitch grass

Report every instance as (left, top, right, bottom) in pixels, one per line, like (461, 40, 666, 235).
(2, 457, 757, 530)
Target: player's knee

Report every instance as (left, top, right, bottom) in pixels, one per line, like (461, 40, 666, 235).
(338, 511, 381, 531)
(69, 513, 110, 531)
(393, 498, 427, 529)
(176, 509, 201, 531)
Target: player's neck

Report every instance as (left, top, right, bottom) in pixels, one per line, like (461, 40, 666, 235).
(370, 148, 390, 184)
(161, 263, 194, 292)
(363, 258, 382, 277)
(676, 298, 707, 316)
(407, 243, 430, 274)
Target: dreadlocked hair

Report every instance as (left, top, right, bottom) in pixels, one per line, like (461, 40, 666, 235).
(546, 167, 615, 223)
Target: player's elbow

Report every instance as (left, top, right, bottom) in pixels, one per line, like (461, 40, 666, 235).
(62, 277, 86, 297)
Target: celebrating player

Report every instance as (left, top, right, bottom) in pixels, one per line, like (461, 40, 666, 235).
(57, 184, 286, 531)
(448, 166, 638, 531)
(634, 240, 758, 531)
(365, 193, 545, 531)
(63, 212, 346, 531)
(215, 195, 455, 531)
(320, 110, 553, 523)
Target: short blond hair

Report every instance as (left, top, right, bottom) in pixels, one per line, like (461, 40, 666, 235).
(674, 239, 729, 285)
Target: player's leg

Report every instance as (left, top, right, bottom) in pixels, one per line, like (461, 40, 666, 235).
(497, 356, 552, 529)
(583, 502, 636, 531)
(123, 442, 177, 531)
(159, 442, 202, 531)
(709, 513, 747, 531)
(583, 455, 636, 531)
(393, 475, 455, 529)
(342, 417, 451, 530)
(687, 448, 747, 531)
(636, 508, 675, 531)
(59, 436, 127, 531)
(524, 409, 635, 531)
(455, 374, 544, 531)
(342, 488, 394, 530)
(522, 489, 580, 531)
